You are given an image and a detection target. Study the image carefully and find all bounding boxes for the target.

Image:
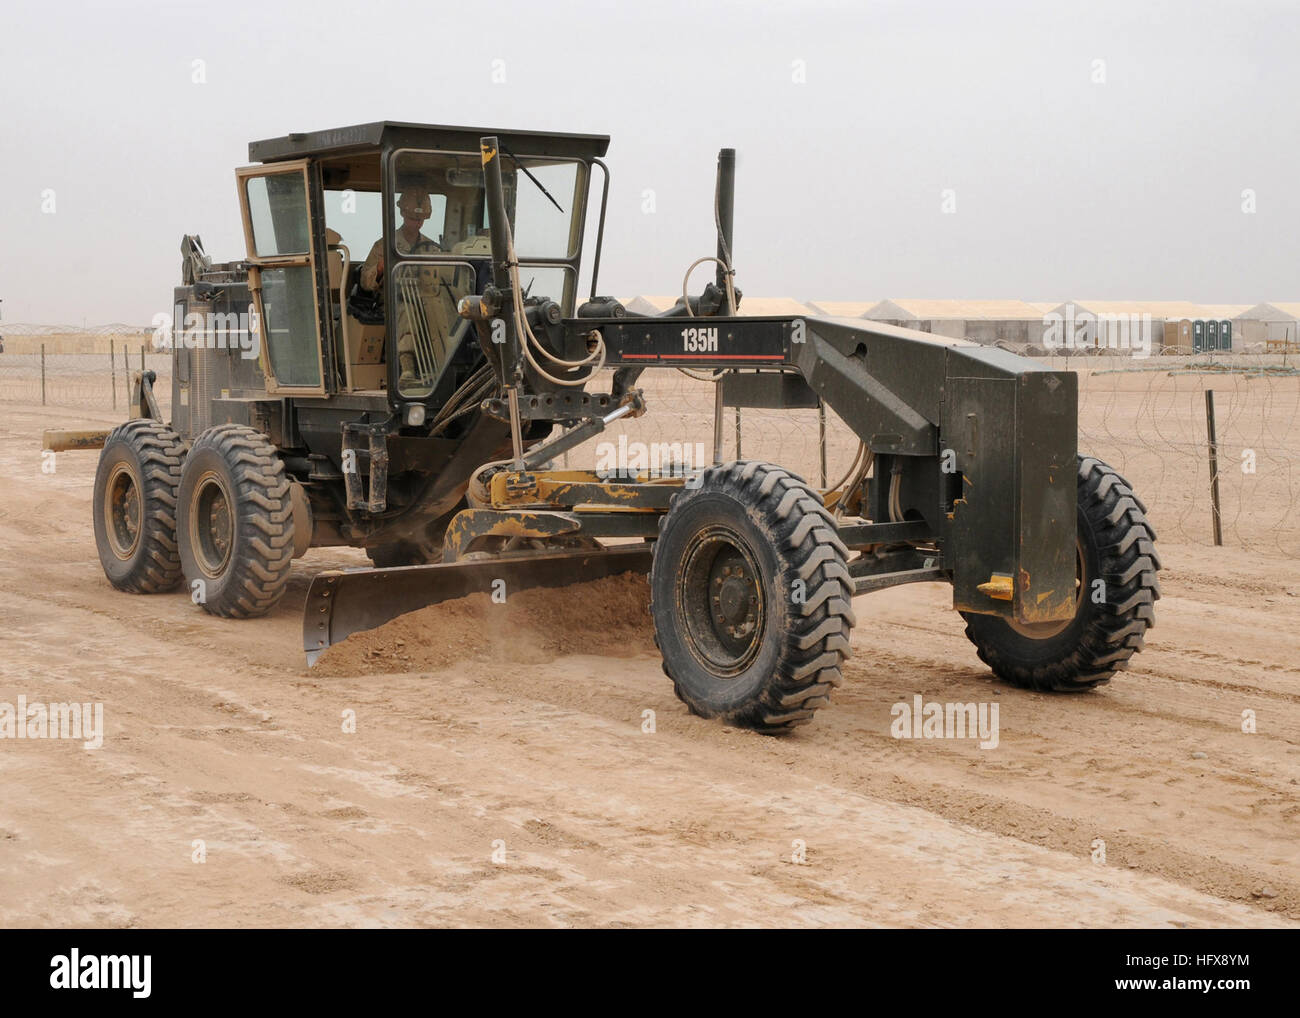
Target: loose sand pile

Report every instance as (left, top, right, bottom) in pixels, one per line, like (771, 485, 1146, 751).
(314, 571, 655, 675)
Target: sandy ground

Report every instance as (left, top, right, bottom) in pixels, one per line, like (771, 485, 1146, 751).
(1, 396, 1298, 928)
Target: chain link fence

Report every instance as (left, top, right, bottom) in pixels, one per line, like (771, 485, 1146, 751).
(1055, 354, 1300, 558)
(0, 349, 173, 417)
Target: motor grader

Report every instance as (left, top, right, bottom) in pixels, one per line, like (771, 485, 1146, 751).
(47, 121, 1160, 732)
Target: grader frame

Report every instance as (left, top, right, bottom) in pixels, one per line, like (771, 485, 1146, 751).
(49, 122, 1159, 733)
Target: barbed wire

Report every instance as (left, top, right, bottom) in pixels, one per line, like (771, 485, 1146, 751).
(1046, 353, 1300, 558)
(0, 352, 173, 416)
(0, 323, 152, 337)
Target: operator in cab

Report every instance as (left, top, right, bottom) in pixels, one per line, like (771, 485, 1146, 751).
(359, 190, 442, 388)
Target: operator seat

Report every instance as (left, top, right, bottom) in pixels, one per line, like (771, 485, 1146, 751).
(325, 227, 386, 391)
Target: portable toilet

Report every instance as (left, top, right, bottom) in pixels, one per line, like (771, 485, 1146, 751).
(1163, 321, 1180, 350)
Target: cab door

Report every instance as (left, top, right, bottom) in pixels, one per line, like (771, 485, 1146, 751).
(236, 160, 328, 394)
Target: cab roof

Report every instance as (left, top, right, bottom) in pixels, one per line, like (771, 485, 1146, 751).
(248, 121, 610, 163)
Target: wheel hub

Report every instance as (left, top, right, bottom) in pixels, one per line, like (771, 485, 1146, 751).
(191, 472, 234, 578)
(104, 463, 142, 560)
(679, 527, 765, 675)
(713, 561, 758, 639)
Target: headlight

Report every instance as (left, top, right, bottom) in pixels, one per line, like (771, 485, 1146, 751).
(406, 403, 426, 427)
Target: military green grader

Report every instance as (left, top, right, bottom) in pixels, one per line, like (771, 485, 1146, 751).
(47, 122, 1159, 732)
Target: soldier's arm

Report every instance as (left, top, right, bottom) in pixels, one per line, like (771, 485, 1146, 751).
(359, 239, 384, 291)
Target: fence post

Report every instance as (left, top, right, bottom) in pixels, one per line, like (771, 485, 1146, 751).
(123, 345, 130, 409)
(140, 344, 145, 373)
(734, 406, 742, 459)
(1205, 389, 1223, 547)
(41, 343, 46, 406)
(110, 339, 116, 411)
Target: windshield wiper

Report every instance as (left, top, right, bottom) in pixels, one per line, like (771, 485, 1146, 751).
(500, 142, 564, 215)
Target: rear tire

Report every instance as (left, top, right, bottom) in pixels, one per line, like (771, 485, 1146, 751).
(92, 419, 186, 593)
(961, 455, 1160, 691)
(651, 461, 855, 733)
(177, 424, 294, 618)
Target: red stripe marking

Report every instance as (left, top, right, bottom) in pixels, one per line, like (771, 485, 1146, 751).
(621, 353, 785, 361)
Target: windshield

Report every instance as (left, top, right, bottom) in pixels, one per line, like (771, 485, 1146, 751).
(391, 149, 582, 259)
(382, 149, 585, 401)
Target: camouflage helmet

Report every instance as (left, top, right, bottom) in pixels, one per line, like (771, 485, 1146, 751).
(397, 191, 433, 221)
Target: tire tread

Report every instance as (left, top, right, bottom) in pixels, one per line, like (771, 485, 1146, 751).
(963, 455, 1159, 692)
(653, 461, 855, 733)
(94, 419, 186, 593)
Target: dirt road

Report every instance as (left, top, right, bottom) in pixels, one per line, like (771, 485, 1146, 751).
(1, 401, 1297, 927)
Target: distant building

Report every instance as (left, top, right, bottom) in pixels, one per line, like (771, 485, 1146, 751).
(1040, 302, 1249, 354)
(1232, 303, 1300, 349)
(862, 299, 1048, 347)
(618, 295, 815, 316)
(620, 295, 679, 315)
(805, 301, 878, 319)
(733, 297, 815, 317)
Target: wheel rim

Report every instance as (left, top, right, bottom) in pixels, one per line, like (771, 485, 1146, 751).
(678, 525, 765, 676)
(1007, 539, 1086, 639)
(190, 471, 234, 578)
(104, 462, 142, 560)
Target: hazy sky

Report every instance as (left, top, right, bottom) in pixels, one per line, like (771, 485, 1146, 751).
(1, 0, 1297, 325)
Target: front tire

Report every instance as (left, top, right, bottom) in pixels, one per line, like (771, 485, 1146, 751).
(651, 461, 855, 733)
(961, 455, 1160, 691)
(177, 425, 294, 618)
(92, 419, 186, 593)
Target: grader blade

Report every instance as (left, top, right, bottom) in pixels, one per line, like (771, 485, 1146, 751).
(302, 544, 652, 665)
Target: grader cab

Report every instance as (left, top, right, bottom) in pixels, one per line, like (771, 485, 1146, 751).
(48, 121, 1160, 732)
